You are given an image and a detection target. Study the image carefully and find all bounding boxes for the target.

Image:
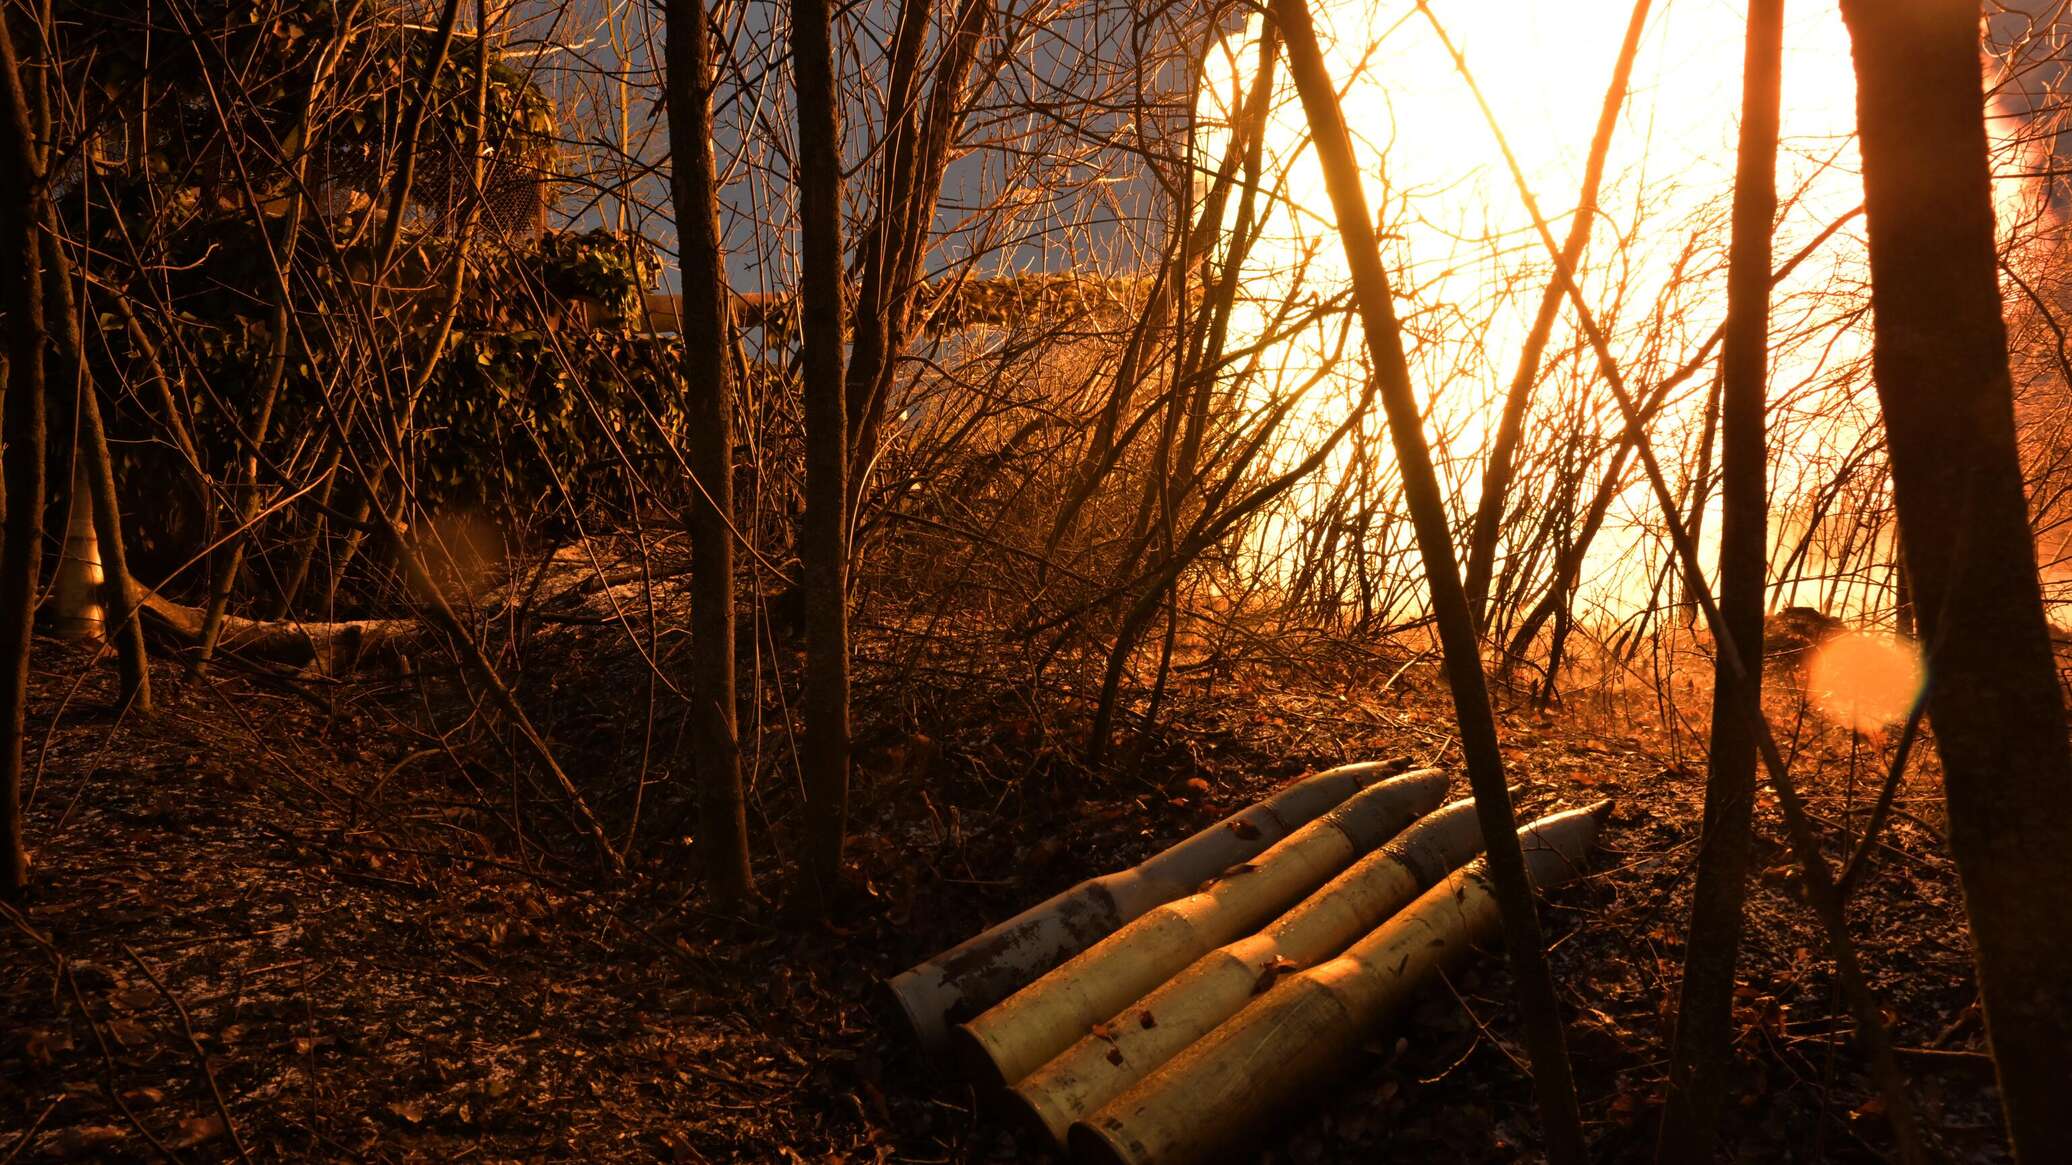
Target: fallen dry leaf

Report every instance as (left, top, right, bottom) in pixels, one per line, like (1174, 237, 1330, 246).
(107, 985, 158, 1011)
(104, 1017, 150, 1047)
(24, 1028, 73, 1065)
(44, 1125, 126, 1160)
(168, 1114, 226, 1149)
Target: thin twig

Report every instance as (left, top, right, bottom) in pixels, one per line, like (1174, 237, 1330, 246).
(121, 944, 254, 1164)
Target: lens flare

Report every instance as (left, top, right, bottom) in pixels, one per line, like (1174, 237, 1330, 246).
(1805, 630, 1925, 733)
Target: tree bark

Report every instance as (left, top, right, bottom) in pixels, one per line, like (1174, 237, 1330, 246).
(791, 0, 852, 909)
(666, 0, 755, 905)
(0, 11, 45, 897)
(1269, 2, 1587, 1159)
(1657, 0, 1780, 1155)
(197, 33, 349, 671)
(1841, 3, 2072, 1158)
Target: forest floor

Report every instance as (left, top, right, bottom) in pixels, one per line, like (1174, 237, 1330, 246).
(0, 601, 2010, 1163)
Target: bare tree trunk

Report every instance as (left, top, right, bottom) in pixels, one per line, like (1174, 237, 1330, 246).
(1841, 3, 2072, 1157)
(372, 0, 465, 274)
(0, 12, 45, 897)
(1657, 0, 1780, 1155)
(792, 0, 851, 908)
(666, 0, 755, 905)
(843, 0, 989, 514)
(263, 449, 338, 621)
(1269, 2, 1587, 1160)
(1427, 0, 1926, 1134)
(1085, 34, 1282, 763)
(1461, 0, 1650, 630)
(840, 0, 931, 496)
(40, 213, 151, 713)
(1673, 369, 1724, 628)
(191, 132, 311, 673)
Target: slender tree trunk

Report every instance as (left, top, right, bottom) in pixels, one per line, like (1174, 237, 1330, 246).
(1841, 3, 2072, 1158)
(666, 0, 755, 904)
(0, 12, 45, 897)
(1674, 369, 1724, 628)
(1656, 0, 1780, 1156)
(372, 0, 465, 273)
(1537, 467, 1579, 707)
(1499, 204, 1861, 668)
(40, 222, 149, 711)
(1462, 0, 1650, 630)
(843, 0, 988, 514)
(263, 449, 338, 621)
(194, 48, 330, 673)
(1269, 2, 1587, 1160)
(792, 0, 851, 907)
(1085, 35, 1280, 764)
(839, 0, 928, 487)
(1423, 5, 1922, 1148)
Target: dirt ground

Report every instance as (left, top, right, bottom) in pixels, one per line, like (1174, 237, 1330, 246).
(0, 617, 2008, 1163)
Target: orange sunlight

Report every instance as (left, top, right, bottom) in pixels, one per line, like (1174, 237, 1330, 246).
(1806, 629, 1927, 732)
(1201, 0, 2046, 618)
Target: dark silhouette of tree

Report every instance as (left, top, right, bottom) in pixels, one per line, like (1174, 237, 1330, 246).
(666, 0, 755, 905)
(1658, 0, 1780, 1155)
(792, 0, 851, 907)
(1270, 0, 1586, 1159)
(1842, 1, 2072, 1157)
(0, 11, 46, 899)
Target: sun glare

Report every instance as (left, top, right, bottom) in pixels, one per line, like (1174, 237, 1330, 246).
(1202, 0, 2045, 615)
